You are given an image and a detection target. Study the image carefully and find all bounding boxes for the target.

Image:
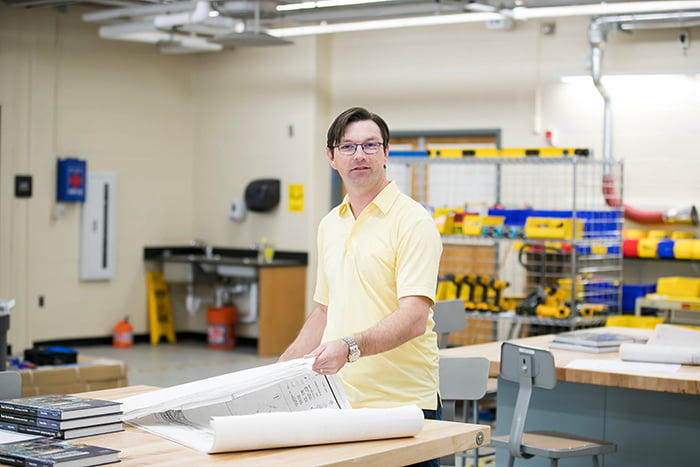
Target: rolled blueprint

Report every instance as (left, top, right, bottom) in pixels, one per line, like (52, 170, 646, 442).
(619, 343, 700, 365)
(208, 405, 424, 453)
(648, 324, 700, 347)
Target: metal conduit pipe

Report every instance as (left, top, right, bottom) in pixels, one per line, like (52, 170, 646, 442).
(588, 11, 700, 225)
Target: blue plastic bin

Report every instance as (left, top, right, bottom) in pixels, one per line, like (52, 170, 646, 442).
(621, 283, 657, 312)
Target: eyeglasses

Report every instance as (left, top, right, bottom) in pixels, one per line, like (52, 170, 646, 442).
(333, 142, 384, 156)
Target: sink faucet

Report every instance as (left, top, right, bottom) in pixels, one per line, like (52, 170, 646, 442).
(190, 239, 213, 258)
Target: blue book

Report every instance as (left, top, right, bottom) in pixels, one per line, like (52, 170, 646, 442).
(552, 331, 641, 348)
(0, 438, 119, 466)
(0, 412, 122, 430)
(0, 396, 121, 421)
(0, 420, 123, 440)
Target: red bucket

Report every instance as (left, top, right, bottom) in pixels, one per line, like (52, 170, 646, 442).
(207, 307, 237, 350)
(623, 239, 639, 257)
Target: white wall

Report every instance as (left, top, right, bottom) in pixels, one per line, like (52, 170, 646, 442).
(1, 6, 698, 351)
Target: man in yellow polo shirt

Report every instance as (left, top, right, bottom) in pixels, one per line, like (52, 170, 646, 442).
(279, 107, 442, 466)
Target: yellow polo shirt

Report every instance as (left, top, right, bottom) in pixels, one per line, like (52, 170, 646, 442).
(314, 181, 443, 409)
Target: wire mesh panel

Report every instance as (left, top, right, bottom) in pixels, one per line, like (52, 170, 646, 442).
(388, 155, 624, 338)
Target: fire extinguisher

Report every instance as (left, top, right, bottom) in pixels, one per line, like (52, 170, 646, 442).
(113, 316, 133, 348)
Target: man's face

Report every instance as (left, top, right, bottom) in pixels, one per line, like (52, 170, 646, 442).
(326, 119, 388, 191)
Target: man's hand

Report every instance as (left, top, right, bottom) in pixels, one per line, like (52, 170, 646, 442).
(305, 339, 348, 375)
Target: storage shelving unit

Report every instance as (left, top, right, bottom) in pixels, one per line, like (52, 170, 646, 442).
(387, 154, 624, 340)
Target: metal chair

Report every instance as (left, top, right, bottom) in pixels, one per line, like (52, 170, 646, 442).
(439, 356, 490, 467)
(434, 299, 498, 466)
(433, 299, 466, 349)
(491, 342, 616, 467)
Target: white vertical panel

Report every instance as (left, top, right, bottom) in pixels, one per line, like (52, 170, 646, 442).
(80, 172, 117, 280)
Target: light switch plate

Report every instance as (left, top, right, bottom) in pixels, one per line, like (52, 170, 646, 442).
(229, 197, 247, 221)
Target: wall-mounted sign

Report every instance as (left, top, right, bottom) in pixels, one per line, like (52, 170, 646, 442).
(288, 184, 304, 212)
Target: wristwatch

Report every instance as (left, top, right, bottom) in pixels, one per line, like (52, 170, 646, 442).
(342, 336, 360, 363)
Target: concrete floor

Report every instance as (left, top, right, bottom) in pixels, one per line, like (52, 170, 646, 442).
(72, 340, 277, 388)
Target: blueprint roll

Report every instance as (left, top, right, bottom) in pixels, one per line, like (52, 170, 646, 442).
(619, 343, 700, 365)
(208, 405, 424, 453)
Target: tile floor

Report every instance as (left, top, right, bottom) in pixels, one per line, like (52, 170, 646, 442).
(73, 339, 277, 387)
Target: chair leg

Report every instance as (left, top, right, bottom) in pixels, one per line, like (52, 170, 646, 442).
(471, 400, 479, 467)
(592, 455, 600, 467)
(550, 459, 558, 467)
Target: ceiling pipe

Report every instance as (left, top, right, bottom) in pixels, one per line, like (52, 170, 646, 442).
(154, 0, 211, 29)
(83, 1, 202, 22)
(589, 11, 700, 226)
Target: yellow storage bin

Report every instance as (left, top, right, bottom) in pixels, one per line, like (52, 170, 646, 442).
(605, 315, 665, 329)
(433, 207, 456, 235)
(673, 239, 694, 259)
(656, 276, 700, 298)
(461, 215, 504, 236)
(524, 217, 584, 239)
(647, 230, 668, 239)
(623, 229, 647, 239)
(637, 238, 659, 258)
(591, 242, 608, 255)
(558, 277, 584, 302)
(670, 231, 694, 239)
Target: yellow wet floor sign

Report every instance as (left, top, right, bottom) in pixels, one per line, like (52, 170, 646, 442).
(146, 271, 177, 345)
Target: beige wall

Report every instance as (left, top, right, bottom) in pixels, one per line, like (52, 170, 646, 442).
(1, 7, 197, 348)
(1, 6, 698, 351)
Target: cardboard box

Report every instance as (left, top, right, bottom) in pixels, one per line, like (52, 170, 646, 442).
(18, 357, 128, 397)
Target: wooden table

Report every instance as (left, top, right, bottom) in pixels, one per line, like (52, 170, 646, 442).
(441, 327, 700, 467)
(75, 386, 490, 466)
(440, 326, 700, 394)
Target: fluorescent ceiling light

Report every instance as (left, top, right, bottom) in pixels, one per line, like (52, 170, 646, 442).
(512, 1, 700, 19)
(277, 0, 393, 12)
(559, 72, 700, 84)
(270, 1, 700, 37)
(269, 12, 502, 37)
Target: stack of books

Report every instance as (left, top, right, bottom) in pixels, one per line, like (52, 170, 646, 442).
(0, 438, 120, 466)
(0, 394, 123, 440)
(549, 331, 641, 353)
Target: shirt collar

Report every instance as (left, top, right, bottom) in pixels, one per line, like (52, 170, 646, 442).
(338, 181, 399, 217)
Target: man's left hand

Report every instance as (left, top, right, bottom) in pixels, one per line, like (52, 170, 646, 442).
(304, 339, 349, 374)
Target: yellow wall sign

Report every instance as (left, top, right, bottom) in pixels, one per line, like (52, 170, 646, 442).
(288, 184, 304, 212)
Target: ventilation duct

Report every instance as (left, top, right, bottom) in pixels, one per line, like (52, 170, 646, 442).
(589, 11, 700, 226)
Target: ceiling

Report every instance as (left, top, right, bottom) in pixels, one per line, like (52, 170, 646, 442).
(5, 0, 700, 53)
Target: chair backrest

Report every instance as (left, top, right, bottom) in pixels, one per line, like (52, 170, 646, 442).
(433, 299, 466, 349)
(499, 341, 556, 459)
(439, 356, 490, 401)
(0, 371, 21, 399)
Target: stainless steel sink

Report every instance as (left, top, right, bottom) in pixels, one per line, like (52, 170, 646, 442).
(157, 253, 298, 281)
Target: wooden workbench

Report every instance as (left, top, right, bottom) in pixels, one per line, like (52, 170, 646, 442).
(440, 326, 700, 394)
(75, 386, 490, 466)
(441, 326, 700, 467)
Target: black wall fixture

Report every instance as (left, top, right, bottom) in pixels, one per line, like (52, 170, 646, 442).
(244, 179, 280, 212)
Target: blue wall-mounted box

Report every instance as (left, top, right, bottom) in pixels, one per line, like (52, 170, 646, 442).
(57, 158, 86, 202)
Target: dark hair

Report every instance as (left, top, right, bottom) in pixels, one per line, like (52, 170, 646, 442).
(326, 107, 390, 150)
